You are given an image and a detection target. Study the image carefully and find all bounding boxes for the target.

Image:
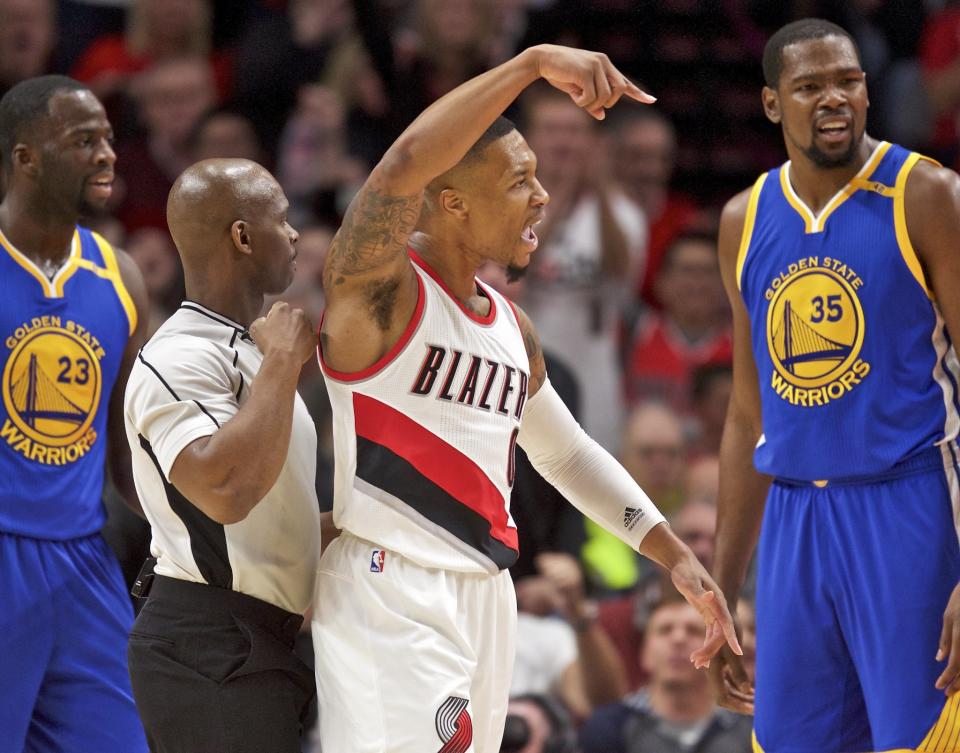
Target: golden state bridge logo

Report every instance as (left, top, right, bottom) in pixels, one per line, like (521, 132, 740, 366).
(764, 257, 870, 407)
(2, 317, 104, 465)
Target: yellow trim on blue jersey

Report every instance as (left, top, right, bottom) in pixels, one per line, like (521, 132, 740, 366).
(893, 152, 941, 300)
(91, 232, 137, 336)
(779, 166, 814, 233)
(915, 690, 960, 752)
(780, 141, 892, 234)
(751, 731, 764, 752)
(736, 173, 767, 290)
(0, 227, 82, 298)
(52, 232, 83, 296)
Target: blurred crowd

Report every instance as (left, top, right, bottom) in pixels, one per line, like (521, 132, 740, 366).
(4, 0, 958, 750)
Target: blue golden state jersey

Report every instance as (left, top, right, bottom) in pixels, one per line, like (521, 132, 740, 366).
(0, 225, 136, 538)
(737, 141, 959, 480)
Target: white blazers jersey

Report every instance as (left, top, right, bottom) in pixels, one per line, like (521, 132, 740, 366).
(321, 252, 530, 574)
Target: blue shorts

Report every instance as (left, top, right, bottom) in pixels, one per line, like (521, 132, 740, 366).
(0, 532, 148, 753)
(754, 447, 960, 753)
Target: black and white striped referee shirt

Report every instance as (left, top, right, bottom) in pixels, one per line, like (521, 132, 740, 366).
(123, 301, 320, 614)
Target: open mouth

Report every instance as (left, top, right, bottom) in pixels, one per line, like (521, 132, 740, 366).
(520, 218, 542, 251)
(816, 118, 851, 144)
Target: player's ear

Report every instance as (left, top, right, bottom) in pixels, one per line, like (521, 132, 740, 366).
(440, 188, 469, 220)
(762, 86, 781, 125)
(12, 143, 39, 178)
(231, 220, 252, 256)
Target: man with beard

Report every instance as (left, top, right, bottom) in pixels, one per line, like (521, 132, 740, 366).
(709, 18, 960, 753)
(315, 44, 742, 753)
(0, 75, 148, 752)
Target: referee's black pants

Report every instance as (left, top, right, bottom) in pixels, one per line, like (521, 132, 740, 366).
(127, 576, 315, 753)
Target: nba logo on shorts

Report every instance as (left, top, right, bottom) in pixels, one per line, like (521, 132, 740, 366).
(370, 549, 386, 573)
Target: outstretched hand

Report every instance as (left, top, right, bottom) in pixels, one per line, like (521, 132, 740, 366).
(936, 581, 960, 695)
(669, 553, 743, 668)
(534, 44, 655, 120)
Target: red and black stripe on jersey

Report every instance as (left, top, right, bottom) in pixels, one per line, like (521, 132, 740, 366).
(353, 393, 519, 569)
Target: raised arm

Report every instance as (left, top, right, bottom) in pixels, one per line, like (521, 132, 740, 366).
(706, 188, 772, 714)
(904, 160, 960, 697)
(321, 45, 653, 375)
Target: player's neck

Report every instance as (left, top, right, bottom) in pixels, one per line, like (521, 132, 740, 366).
(0, 195, 77, 267)
(408, 231, 486, 306)
(785, 136, 878, 216)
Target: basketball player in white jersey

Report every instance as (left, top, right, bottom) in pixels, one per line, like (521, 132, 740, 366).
(315, 44, 741, 753)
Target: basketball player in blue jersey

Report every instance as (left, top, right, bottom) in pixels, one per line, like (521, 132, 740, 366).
(316, 44, 741, 753)
(709, 19, 960, 753)
(0, 76, 149, 752)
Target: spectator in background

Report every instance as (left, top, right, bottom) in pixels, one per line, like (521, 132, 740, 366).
(391, 0, 498, 123)
(583, 401, 688, 594)
(233, 0, 360, 153)
(293, 223, 335, 290)
(189, 106, 264, 164)
(125, 227, 184, 337)
(0, 0, 56, 97)
(580, 598, 753, 753)
(71, 0, 230, 106)
(276, 84, 366, 227)
(921, 1, 960, 165)
(686, 455, 720, 507)
(624, 232, 732, 413)
(512, 552, 628, 723)
(113, 55, 216, 231)
(609, 108, 700, 307)
(596, 500, 717, 690)
(690, 364, 732, 457)
(521, 85, 647, 452)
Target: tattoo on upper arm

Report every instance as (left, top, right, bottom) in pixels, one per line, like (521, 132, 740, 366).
(327, 187, 422, 276)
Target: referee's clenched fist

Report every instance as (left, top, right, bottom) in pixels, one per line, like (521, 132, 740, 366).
(251, 301, 316, 365)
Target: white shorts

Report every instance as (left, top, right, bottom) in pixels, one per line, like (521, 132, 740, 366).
(312, 532, 517, 753)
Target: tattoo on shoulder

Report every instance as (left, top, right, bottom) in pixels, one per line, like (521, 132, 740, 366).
(328, 188, 422, 276)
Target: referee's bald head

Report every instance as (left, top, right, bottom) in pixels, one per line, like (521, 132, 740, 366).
(167, 158, 281, 268)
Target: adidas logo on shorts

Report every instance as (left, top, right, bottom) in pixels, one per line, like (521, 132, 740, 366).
(623, 506, 644, 531)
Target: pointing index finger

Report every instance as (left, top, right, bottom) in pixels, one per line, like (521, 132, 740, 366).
(624, 80, 656, 104)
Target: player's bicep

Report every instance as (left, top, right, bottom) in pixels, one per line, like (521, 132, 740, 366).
(906, 163, 960, 344)
(718, 189, 763, 432)
(322, 166, 423, 288)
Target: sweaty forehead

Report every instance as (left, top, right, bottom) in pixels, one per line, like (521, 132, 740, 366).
(781, 35, 861, 82)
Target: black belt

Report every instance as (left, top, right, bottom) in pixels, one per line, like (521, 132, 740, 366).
(134, 559, 302, 646)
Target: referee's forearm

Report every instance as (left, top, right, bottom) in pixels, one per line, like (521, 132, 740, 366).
(172, 352, 302, 524)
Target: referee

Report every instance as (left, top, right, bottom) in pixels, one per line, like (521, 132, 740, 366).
(123, 159, 321, 753)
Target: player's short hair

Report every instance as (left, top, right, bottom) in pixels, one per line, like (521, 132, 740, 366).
(460, 116, 517, 166)
(762, 18, 862, 89)
(0, 75, 89, 173)
(426, 116, 518, 196)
